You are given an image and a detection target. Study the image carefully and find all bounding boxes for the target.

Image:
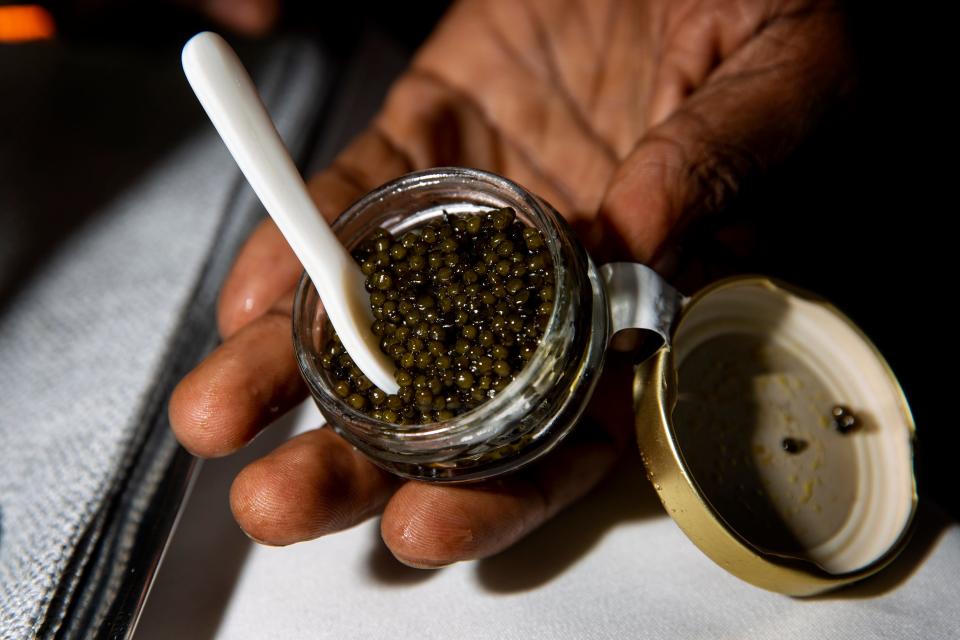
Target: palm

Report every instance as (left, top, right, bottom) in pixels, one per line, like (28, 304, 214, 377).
(171, 0, 851, 565)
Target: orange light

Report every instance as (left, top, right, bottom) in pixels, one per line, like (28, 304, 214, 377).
(0, 5, 56, 43)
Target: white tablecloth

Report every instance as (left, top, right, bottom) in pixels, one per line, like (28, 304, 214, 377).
(138, 401, 959, 640)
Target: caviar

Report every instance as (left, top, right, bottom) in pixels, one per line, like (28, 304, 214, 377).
(321, 208, 555, 424)
(831, 405, 858, 434)
(781, 437, 807, 454)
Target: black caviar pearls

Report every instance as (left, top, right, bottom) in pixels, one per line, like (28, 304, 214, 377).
(320, 207, 555, 424)
(831, 405, 858, 434)
(781, 437, 807, 454)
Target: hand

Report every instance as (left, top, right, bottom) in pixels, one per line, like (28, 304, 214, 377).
(170, 0, 852, 566)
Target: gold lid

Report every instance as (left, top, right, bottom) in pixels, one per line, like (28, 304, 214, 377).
(632, 277, 917, 596)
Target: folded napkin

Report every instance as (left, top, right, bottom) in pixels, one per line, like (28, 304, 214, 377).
(0, 37, 327, 639)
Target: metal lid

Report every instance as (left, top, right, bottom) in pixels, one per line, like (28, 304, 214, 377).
(611, 272, 917, 596)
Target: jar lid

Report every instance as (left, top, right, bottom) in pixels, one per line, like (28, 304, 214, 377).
(613, 272, 917, 596)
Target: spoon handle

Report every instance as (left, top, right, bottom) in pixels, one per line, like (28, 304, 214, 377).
(182, 32, 352, 286)
(182, 32, 398, 393)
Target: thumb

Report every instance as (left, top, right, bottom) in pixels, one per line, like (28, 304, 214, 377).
(593, 5, 852, 269)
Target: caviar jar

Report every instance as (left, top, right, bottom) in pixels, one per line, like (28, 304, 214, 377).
(292, 167, 917, 595)
(293, 168, 609, 481)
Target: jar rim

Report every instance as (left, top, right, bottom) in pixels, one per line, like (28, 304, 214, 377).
(292, 167, 591, 450)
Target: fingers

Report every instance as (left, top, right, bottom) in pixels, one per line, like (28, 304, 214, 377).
(392, 0, 621, 219)
(217, 220, 301, 338)
(380, 436, 619, 568)
(308, 123, 416, 203)
(377, 356, 637, 569)
(230, 428, 399, 545)
(598, 2, 851, 265)
(646, 1, 770, 129)
(169, 311, 306, 457)
(183, 125, 421, 454)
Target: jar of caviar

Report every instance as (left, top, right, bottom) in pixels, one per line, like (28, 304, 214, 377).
(293, 168, 613, 481)
(293, 167, 917, 596)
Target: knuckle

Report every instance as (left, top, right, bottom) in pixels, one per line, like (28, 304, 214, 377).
(216, 281, 250, 339)
(688, 137, 758, 216)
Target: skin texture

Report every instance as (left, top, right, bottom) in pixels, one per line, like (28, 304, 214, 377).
(169, 0, 853, 567)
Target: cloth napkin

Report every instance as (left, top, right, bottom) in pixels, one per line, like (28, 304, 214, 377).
(0, 36, 327, 639)
(140, 402, 960, 640)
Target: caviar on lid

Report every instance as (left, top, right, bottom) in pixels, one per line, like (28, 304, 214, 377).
(321, 207, 556, 425)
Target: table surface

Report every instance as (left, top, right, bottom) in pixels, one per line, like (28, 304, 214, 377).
(136, 401, 959, 640)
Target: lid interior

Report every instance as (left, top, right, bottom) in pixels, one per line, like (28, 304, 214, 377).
(669, 280, 915, 575)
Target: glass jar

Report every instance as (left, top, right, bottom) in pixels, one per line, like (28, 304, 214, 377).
(293, 167, 610, 481)
(291, 167, 917, 595)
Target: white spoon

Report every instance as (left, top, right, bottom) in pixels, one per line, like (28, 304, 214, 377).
(182, 31, 399, 394)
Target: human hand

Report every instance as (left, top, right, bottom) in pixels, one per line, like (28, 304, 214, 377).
(170, 0, 853, 566)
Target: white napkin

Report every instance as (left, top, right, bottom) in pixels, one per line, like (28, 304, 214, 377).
(141, 401, 959, 640)
(0, 38, 326, 639)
